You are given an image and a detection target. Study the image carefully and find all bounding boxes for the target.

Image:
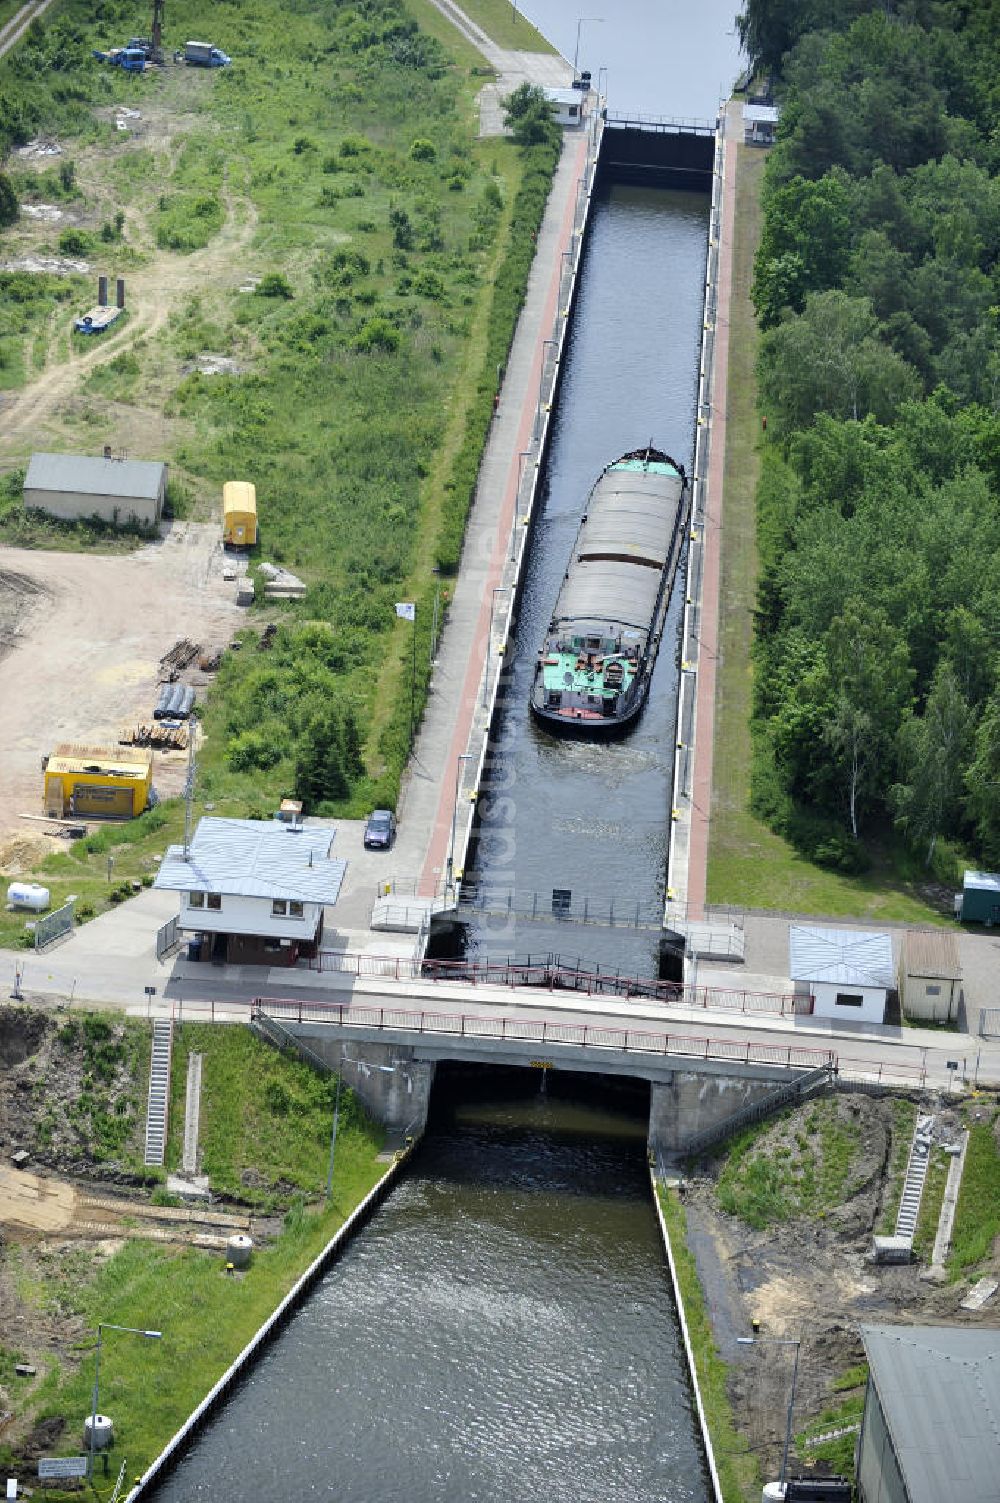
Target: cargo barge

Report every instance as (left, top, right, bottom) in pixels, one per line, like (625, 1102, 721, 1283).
(529, 446, 689, 736)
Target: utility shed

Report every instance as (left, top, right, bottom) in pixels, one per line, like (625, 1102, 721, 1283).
(789, 925, 894, 1024)
(24, 452, 167, 528)
(857, 1324, 1000, 1503)
(900, 930, 962, 1023)
(544, 87, 583, 126)
(958, 870, 1000, 925)
(743, 103, 780, 145)
(43, 743, 153, 818)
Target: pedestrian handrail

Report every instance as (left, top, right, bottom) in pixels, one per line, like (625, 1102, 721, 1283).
(680, 1064, 833, 1157)
(604, 112, 717, 135)
(252, 997, 836, 1074)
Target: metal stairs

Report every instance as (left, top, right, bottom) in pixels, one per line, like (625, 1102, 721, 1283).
(895, 1114, 935, 1241)
(679, 1063, 833, 1157)
(143, 1019, 173, 1167)
(249, 1011, 332, 1076)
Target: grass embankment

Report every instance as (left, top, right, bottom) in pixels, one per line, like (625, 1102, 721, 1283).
(0, 0, 559, 818)
(795, 1363, 867, 1480)
(657, 1184, 760, 1503)
(912, 1146, 950, 1261)
(451, 0, 556, 52)
(715, 1098, 857, 1230)
(3, 1021, 385, 1495)
(705, 143, 952, 924)
(948, 1114, 1000, 1277)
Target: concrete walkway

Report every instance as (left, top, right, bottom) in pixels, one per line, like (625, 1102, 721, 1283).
(425, 0, 573, 134)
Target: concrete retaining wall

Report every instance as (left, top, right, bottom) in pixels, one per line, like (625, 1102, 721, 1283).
(650, 1169, 724, 1503)
(649, 1071, 781, 1155)
(303, 1037, 436, 1137)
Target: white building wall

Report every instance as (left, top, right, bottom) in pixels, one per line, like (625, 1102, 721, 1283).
(24, 484, 164, 527)
(178, 891, 322, 941)
(811, 979, 886, 1024)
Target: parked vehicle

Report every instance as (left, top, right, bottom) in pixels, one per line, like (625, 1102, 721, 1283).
(363, 810, 396, 850)
(182, 39, 231, 67)
(91, 46, 147, 71)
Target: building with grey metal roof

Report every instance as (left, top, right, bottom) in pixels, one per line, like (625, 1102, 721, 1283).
(789, 925, 894, 1024)
(857, 1324, 1000, 1503)
(155, 817, 345, 967)
(24, 452, 167, 528)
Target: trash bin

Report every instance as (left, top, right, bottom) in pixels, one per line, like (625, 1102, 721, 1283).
(187, 936, 203, 962)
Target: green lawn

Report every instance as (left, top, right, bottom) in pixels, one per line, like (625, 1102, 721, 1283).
(705, 143, 953, 925)
(716, 1099, 858, 1230)
(949, 1116, 1000, 1277)
(875, 1099, 917, 1235)
(452, 0, 556, 52)
(913, 1146, 950, 1261)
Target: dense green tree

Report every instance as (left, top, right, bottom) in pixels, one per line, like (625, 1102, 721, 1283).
(753, 172, 852, 326)
(965, 692, 1000, 867)
(892, 664, 972, 864)
(294, 704, 363, 812)
(0, 171, 17, 227)
(822, 602, 912, 837)
(502, 84, 560, 150)
(758, 290, 920, 431)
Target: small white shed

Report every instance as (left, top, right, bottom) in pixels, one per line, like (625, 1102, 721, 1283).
(900, 930, 961, 1023)
(789, 925, 894, 1024)
(743, 103, 780, 146)
(544, 87, 584, 127)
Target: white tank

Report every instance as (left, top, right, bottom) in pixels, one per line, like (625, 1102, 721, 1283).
(762, 1485, 786, 1502)
(7, 883, 51, 912)
(227, 1234, 253, 1269)
(83, 1413, 114, 1452)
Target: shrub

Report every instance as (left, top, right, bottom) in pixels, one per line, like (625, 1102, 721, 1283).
(410, 138, 436, 161)
(58, 227, 92, 256)
(0, 171, 18, 227)
(352, 316, 400, 354)
(257, 272, 294, 299)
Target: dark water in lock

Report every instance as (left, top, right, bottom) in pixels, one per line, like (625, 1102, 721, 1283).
(457, 184, 710, 976)
(149, 1071, 710, 1503)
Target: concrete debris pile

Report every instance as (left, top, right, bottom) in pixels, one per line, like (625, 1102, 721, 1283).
(258, 562, 306, 600)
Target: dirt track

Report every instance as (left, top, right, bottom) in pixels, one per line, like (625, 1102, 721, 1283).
(0, 526, 242, 849)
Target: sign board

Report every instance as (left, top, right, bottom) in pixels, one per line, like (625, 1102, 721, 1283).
(946, 1060, 959, 1071)
(38, 1457, 89, 1480)
(530, 1060, 554, 1070)
(144, 986, 157, 996)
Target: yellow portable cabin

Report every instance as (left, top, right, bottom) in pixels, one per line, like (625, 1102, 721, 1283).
(223, 481, 257, 547)
(43, 743, 153, 819)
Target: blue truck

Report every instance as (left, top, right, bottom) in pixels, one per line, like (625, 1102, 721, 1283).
(182, 39, 230, 66)
(91, 46, 147, 71)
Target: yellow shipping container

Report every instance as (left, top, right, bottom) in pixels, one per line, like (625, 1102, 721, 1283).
(223, 480, 257, 546)
(43, 743, 153, 819)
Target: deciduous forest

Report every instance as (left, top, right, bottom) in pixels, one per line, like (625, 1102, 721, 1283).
(739, 0, 1000, 875)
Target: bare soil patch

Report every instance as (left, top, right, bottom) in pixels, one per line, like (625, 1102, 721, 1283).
(684, 1090, 1000, 1482)
(0, 524, 242, 846)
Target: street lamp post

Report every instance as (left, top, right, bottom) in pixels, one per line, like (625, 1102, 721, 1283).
(572, 16, 603, 79)
(447, 752, 474, 896)
(737, 1334, 801, 1487)
(89, 1323, 162, 1480)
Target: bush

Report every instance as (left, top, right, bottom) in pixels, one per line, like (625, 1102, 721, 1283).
(257, 272, 294, 299)
(0, 171, 18, 227)
(58, 227, 93, 256)
(410, 138, 436, 161)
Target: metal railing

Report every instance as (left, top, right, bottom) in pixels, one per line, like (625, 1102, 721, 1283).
(155, 913, 180, 961)
(680, 1064, 833, 1156)
(604, 113, 716, 135)
(252, 997, 836, 1073)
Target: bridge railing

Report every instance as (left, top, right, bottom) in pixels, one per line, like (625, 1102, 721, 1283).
(309, 947, 803, 1014)
(252, 997, 836, 1073)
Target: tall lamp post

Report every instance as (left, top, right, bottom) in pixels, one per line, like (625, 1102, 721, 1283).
(447, 751, 474, 896)
(89, 1323, 162, 1479)
(572, 16, 603, 79)
(737, 1334, 801, 1488)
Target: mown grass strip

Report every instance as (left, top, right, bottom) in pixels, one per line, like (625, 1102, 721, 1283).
(875, 1098, 917, 1235)
(450, 0, 556, 52)
(912, 1146, 950, 1262)
(657, 1183, 760, 1503)
(948, 1117, 1000, 1277)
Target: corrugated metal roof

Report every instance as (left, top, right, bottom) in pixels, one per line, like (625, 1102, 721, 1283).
(904, 929, 962, 981)
(25, 452, 166, 501)
(155, 817, 346, 904)
(964, 870, 1000, 894)
(743, 104, 780, 123)
(788, 925, 894, 988)
(860, 1324, 1000, 1503)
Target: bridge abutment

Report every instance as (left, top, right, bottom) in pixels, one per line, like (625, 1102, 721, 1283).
(305, 1038, 436, 1138)
(648, 1072, 781, 1157)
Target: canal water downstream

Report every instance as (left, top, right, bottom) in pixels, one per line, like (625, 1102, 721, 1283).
(148, 1071, 710, 1503)
(460, 182, 710, 977)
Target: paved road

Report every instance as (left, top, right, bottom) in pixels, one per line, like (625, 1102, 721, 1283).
(425, 0, 573, 135)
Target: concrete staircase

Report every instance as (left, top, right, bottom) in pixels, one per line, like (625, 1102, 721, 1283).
(143, 1019, 173, 1167)
(894, 1114, 935, 1241)
(181, 1051, 203, 1176)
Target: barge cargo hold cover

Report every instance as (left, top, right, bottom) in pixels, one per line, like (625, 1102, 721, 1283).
(529, 447, 688, 736)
